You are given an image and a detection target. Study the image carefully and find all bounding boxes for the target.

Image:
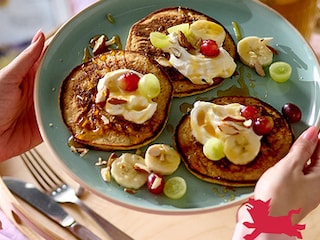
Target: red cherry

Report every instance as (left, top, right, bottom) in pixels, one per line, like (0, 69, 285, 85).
(147, 173, 165, 194)
(200, 39, 220, 57)
(118, 72, 140, 92)
(240, 105, 259, 120)
(282, 103, 302, 123)
(253, 116, 274, 135)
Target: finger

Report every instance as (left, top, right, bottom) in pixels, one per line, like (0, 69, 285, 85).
(304, 133, 320, 175)
(285, 126, 319, 171)
(1, 30, 45, 84)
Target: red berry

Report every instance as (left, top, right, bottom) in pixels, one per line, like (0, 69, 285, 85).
(282, 103, 302, 123)
(253, 116, 274, 135)
(200, 39, 220, 57)
(240, 105, 259, 120)
(147, 173, 165, 194)
(118, 72, 140, 92)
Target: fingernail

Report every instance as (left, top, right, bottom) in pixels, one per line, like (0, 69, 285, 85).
(302, 126, 319, 142)
(31, 29, 42, 44)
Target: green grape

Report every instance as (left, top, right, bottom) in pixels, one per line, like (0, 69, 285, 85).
(269, 61, 292, 83)
(138, 73, 161, 99)
(203, 137, 225, 161)
(167, 23, 190, 36)
(163, 176, 187, 199)
(149, 32, 169, 49)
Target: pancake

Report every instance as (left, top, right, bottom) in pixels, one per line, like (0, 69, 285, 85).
(126, 7, 237, 97)
(60, 50, 173, 150)
(175, 96, 294, 187)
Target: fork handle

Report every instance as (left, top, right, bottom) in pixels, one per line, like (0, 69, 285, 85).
(75, 200, 133, 240)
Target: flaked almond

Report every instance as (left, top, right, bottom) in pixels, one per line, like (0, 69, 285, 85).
(222, 116, 245, 122)
(254, 61, 266, 77)
(101, 167, 111, 182)
(92, 34, 107, 55)
(107, 152, 118, 168)
(148, 147, 162, 157)
(95, 157, 108, 166)
(107, 97, 128, 105)
(243, 119, 253, 128)
(134, 163, 150, 174)
(177, 31, 194, 50)
(155, 56, 172, 67)
(124, 188, 137, 194)
(170, 47, 181, 58)
(218, 123, 240, 135)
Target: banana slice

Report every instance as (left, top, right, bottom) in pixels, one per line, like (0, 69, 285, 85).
(110, 153, 148, 189)
(224, 131, 261, 165)
(189, 20, 226, 45)
(237, 36, 273, 74)
(145, 144, 181, 175)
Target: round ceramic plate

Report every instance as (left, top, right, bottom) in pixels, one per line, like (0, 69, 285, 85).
(35, 0, 320, 214)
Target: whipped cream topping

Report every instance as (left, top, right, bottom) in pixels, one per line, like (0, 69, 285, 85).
(95, 69, 157, 124)
(166, 32, 237, 85)
(190, 101, 262, 165)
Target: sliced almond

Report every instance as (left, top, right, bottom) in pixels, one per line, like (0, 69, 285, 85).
(124, 188, 137, 194)
(243, 119, 253, 128)
(177, 31, 194, 50)
(148, 147, 162, 157)
(218, 123, 240, 135)
(107, 97, 128, 105)
(254, 61, 266, 77)
(101, 167, 111, 182)
(92, 35, 107, 55)
(107, 152, 118, 168)
(222, 116, 245, 122)
(170, 47, 182, 58)
(134, 162, 150, 174)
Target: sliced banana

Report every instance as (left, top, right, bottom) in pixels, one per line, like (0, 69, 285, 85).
(224, 131, 261, 165)
(237, 36, 273, 73)
(145, 144, 181, 175)
(189, 20, 226, 45)
(110, 153, 148, 189)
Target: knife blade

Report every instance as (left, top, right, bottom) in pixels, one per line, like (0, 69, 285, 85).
(3, 176, 101, 240)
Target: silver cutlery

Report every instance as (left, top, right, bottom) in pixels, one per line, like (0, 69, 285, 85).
(3, 177, 101, 240)
(21, 149, 133, 240)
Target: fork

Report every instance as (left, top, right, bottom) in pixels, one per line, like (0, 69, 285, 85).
(21, 148, 133, 240)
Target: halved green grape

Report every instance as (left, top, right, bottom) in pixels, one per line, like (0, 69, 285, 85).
(149, 32, 170, 49)
(167, 23, 190, 36)
(269, 61, 292, 83)
(203, 137, 225, 161)
(138, 73, 161, 99)
(163, 176, 187, 199)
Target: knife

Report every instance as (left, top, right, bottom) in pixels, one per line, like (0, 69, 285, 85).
(3, 177, 101, 240)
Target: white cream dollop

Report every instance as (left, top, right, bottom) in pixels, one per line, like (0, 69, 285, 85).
(166, 32, 237, 85)
(190, 101, 262, 165)
(95, 69, 157, 124)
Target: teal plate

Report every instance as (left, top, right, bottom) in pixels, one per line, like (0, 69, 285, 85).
(35, 0, 320, 214)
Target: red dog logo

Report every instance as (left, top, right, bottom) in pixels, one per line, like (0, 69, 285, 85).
(243, 198, 306, 239)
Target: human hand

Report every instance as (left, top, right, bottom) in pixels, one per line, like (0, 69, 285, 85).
(0, 30, 45, 162)
(253, 126, 320, 224)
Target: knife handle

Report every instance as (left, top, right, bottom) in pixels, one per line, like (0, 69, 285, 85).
(68, 222, 102, 240)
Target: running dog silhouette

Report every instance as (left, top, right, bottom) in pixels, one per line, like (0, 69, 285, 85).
(243, 198, 305, 240)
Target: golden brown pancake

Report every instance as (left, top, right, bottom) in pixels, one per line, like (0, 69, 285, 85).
(126, 7, 237, 97)
(175, 96, 294, 187)
(60, 50, 173, 150)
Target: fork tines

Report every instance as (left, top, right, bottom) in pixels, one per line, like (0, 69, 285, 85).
(21, 149, 64, 193)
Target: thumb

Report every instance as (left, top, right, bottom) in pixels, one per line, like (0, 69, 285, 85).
(1, 30, 45, 84)
(285, 126, 319, 171)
